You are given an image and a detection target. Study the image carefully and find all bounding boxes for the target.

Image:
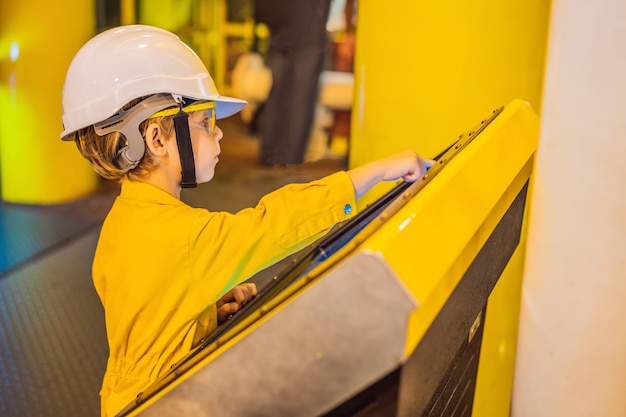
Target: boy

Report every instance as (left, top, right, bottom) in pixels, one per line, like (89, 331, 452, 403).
(60, 25, 431, 417)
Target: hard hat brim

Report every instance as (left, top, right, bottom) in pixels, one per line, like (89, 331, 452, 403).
(211, 95, 248, 120)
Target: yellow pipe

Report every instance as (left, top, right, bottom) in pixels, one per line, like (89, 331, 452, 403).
(513, 1, 626, 415)
(0, 0, 98, 203)
(120, 0, 136, 25)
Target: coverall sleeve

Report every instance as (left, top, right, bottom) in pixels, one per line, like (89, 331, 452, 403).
(188, 171, 357, 301)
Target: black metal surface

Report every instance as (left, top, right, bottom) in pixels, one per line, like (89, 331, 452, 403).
(422, 309, 485, 417)
(321, 369, 401, 417)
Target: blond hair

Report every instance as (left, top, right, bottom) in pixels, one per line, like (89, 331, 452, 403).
(74, 98, 175, 182)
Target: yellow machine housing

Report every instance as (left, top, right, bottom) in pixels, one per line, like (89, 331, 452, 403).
(116, 99, 539, 417)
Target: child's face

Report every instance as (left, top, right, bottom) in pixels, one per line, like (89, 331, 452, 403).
(187, 107, 221, 183)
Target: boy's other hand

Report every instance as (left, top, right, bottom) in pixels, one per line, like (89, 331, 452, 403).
(217, 283, 258, 323)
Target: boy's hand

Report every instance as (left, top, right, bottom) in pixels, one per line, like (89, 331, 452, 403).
(217, 283, 257, 323)
(348, 149, 435, 198)
(378, 149, 434, 182)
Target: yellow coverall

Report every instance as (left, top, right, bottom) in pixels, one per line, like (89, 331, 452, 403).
(93, 172, 357, 416)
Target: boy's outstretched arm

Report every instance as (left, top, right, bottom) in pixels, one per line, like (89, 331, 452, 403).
(346, 150, 434, 199)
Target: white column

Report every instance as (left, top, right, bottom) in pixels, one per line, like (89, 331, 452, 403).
(512, 1, 626, 416)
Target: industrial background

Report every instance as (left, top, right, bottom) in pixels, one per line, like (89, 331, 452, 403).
(0, 1, 625, 416)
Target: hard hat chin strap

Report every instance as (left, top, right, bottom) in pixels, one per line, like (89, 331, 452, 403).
(173, 101, 197, 188)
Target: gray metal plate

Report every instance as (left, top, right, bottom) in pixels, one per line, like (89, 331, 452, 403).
(140, 251, 417, 417)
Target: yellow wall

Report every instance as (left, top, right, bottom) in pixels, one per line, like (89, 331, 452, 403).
(0, 1, 98, 203)
(351, 2, 550, 416)
(351, 0, 550, 169)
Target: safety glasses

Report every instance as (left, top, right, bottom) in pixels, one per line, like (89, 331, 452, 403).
(149, 101, 216, 134)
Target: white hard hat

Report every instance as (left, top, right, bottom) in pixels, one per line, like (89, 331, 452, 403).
(60, 24, 247, 141)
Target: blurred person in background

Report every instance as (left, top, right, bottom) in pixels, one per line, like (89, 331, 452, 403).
(254, 0, 333, 167)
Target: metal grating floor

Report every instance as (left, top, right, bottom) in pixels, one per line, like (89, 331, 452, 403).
(0, 212, 108, 417)
(0, 204, 100, 278)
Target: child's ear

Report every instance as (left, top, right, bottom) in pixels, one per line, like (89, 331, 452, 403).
(144, 123, 168, 156)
